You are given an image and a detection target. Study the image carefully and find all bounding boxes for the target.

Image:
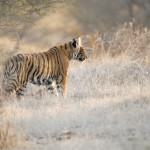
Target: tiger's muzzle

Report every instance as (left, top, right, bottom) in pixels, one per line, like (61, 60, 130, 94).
(77, 53, 87, 62)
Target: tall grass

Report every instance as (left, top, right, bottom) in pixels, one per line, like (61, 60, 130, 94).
(83, 22, 150, 65)
(0, 23, 150, 149)
(0, 122, 18, 148)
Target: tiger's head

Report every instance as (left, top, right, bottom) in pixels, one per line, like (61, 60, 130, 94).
(70, 38, 87, 62)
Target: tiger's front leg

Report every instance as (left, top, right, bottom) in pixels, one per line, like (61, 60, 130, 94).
(46, 80, 58, 96)
(16, 83, 27, 99)
(56, 75, 67, 98)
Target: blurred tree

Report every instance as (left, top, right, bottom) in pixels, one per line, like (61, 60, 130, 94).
(0, 0, 68, 30)
(127, 0, 150, 25)
(0, 0, 69, 54)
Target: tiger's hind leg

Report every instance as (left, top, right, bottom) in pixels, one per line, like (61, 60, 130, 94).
(3, 79, 18, 97)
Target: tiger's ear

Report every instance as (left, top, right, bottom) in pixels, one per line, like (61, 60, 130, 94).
(71, 38, 82, 48)
(78, 37, 82, 47)
(72, 39, 77, 48)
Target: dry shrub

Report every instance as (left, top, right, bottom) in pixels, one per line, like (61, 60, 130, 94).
(114, 22, 150, 64)
(82, 21, 150, 64)
(0, 122, 19, 148)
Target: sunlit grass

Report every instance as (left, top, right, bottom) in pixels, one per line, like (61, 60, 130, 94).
(0, 23, 150, 149)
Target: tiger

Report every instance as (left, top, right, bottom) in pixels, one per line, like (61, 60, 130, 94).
(3, 38, 87, 98)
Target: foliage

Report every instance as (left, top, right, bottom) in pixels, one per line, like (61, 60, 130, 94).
(0, 0, 69, 30)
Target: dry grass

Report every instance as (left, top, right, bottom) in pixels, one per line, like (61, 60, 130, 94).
(0, 122, 18, 149)
(82, 22, 150, 65)
(0, 22, 150, 149)
(0, 69, 24, 149)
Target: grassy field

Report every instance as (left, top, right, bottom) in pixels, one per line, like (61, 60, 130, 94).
(0, 23, 150, 150)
